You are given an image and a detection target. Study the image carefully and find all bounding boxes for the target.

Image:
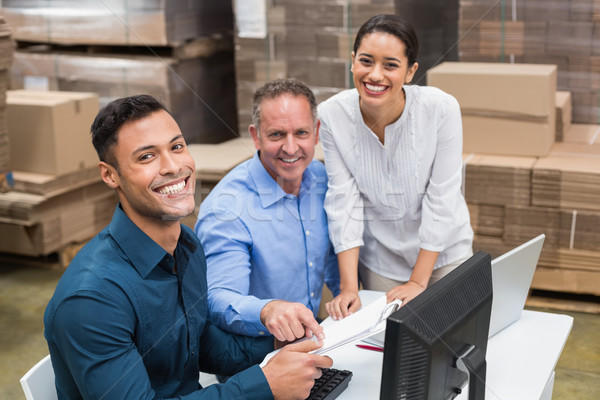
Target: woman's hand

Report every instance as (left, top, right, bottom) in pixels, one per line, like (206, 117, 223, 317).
(325, 290, 362, 320)
(386, 281, 426, 306)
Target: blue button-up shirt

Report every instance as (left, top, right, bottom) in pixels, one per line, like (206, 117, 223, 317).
(44, 205, 274, 399)
(195, 152, 340, 336)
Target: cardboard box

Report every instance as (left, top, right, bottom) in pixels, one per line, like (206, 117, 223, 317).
(6, 90, 99, 175)
(11, 48, 238, 144)
(555, 91, 572, 141)
(428, 62, 557, 156)
(562, 123, 600, 145)
(427, 62, 556, 117)
(462, 115, 554, 157)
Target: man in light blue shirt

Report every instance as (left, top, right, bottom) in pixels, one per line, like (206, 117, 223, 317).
(195, 79, 339, 342)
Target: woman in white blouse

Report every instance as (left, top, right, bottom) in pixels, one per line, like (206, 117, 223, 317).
(319, 14, 473, 320)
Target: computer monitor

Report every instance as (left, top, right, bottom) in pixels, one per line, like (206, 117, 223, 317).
(380, 251, 493, 400)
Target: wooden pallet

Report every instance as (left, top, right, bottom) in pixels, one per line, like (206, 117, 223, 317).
(526, 289, 600, 314)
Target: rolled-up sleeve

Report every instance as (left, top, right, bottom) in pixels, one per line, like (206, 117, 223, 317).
(419, 95, 469, 251)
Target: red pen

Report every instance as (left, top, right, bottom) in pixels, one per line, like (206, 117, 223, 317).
(356, 344, 384, 352)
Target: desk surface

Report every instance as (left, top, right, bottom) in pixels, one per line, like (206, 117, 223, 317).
(325, 291, 573, 400)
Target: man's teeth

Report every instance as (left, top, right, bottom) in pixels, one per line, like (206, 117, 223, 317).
(365, 83, 386, 92)
(282, 157, 299, 163)
(157, 180, 186, 194)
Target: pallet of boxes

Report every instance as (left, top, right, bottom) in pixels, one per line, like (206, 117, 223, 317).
(0, 88, 117, 262)
(0, 16, 110, 262)
(3, 1, 238, 145)
(0, 1, 243, 260)
(429, 62, 600, 307)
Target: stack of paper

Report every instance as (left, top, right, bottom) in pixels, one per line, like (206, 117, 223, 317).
(315, 296, 400, 356)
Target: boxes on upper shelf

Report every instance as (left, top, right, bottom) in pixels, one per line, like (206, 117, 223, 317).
(10, 46, 238, 144)
(428, 62, 557, 157)
(459, 0, 600, 125)
(232, 0, 395, 136)
(6, 90, 99, 176)
(1, 1, 233, 46)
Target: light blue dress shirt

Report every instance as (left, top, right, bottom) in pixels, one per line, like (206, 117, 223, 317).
(195, 152, 340, 336)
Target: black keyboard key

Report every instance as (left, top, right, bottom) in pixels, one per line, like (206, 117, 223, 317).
(306, 368, 352, 400)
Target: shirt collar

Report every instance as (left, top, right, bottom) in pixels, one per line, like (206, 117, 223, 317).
(108, 204, 199, 278)
(248, 151, 316, 208)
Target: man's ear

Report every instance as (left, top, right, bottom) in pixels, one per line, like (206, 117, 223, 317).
(249, 124, 261, 150)
(99, 161, 119, 190)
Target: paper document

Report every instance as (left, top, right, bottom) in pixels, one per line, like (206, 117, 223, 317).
(312, 295, 401, 355)
(260, 295, 400, 366)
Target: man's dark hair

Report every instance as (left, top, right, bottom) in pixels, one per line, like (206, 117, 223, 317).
(91, 94, 168, 167)
(251, 78, 318, 133)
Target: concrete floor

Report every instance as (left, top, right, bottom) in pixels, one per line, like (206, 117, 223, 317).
(1, 257, 599, 400)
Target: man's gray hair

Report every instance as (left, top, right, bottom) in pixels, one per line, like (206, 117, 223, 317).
(251, 78, 318, 133)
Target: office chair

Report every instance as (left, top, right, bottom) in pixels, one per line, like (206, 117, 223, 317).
(20, 354, 58, 400)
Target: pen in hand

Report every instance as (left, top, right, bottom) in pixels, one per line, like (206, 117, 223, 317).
(356, 344, 384, 352)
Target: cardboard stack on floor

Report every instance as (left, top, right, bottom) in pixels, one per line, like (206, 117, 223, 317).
(0, 90, 116, 257)
(429, 61, 600, 297)
(3, 1, 237, 144)
(232, 0, 395, 135)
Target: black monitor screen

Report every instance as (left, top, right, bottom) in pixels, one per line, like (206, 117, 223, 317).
(380, 251, 493, 400)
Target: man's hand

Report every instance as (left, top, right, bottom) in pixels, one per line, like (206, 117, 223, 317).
(261, 300, 324, 342)
(325, 289, 361, 321)
(386, 281, 426, 306)
(262, 339, 333, 400)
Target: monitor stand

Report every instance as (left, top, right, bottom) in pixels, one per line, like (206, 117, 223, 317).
(456, 345, 487, 400)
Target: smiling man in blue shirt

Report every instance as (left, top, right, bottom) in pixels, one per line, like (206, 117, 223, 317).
(43, 94, 333, 399)
(195, 79, 340, 342)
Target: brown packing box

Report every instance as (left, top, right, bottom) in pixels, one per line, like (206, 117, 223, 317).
(461, 116, 554, 157)
(6, 90, 99, 176)
(428, 62, 557, 157)
(555, 91, 572, 142)
(11, 48, 238, 144)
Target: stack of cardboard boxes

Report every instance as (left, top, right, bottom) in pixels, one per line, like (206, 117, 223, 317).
(429, 62, 600, 297)
(0, 90, 116, 257)
(3, 0, 238, 144)
(232, 0, 395, 135)
(458, 0, 600, 125)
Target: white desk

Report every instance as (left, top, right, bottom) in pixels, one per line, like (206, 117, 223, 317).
(325, 291, 573, 400)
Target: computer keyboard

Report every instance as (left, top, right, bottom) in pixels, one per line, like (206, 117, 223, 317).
(306, 368, 353, 400)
